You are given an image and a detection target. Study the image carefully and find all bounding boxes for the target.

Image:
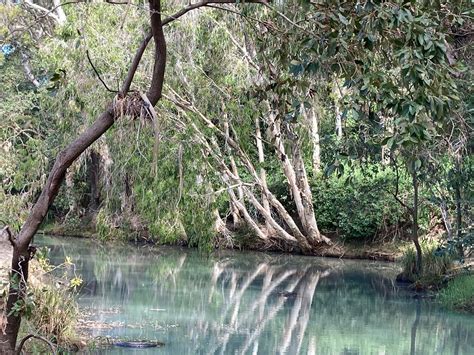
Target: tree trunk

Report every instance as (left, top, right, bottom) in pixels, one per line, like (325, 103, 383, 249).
(255, 116, 274, 235)
(1, 108, 116, 355)
(334, 81, 343, 139)
(88, 149, 101, 212)
(291, 138, 330, 246)
(52, 0, 67, 25)
(454, 158, 464, 258)
(1, 247, 31, 353)
(266, 105, 329, 248)
(412, 171, 422, 275)
(306, 106, 321, 174)
(223, 116, 242, 228)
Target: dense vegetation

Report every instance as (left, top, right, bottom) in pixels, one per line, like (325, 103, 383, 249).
(0, 0, 472, 352)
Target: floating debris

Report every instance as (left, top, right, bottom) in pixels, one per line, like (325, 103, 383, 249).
(115, 340, 165, 348)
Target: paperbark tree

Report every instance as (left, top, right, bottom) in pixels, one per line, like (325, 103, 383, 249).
(302, 105, 321, 174)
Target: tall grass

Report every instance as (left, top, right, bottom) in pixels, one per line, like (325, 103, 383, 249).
(27, 284, 79, 344)
(401, 241, 453, 287)
(439, 274, 474, 313)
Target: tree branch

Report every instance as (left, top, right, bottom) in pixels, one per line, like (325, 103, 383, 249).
(121, 0, 268, 94)
(23, 0, 61, 24)
(20, 52, 40, 88)
(16, 334, 57, 355)
(86, 50, 117, 93)
(146, 0, 167, 105)
(1, 226, 16, 248)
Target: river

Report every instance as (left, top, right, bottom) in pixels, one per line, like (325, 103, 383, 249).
(38, 235, 473, 354)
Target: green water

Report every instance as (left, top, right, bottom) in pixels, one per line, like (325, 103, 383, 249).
(38, 236, 473, 354)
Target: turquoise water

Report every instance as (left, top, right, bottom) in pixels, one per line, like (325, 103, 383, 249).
(38, 236, 474, 354)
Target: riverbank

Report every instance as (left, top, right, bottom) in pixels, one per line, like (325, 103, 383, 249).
(439, 274, 474, 313)
(37, 227, 408, 262)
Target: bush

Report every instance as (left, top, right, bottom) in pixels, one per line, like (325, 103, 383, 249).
(311, 166, 408, 240)
(19, 248, 82, 350)
(439, 274, 474, 313)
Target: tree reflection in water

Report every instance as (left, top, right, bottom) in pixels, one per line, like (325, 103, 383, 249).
(41, 236, 473, 355)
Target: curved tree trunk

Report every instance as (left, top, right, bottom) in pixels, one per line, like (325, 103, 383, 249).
(0, 0, 164, 350)
(0, 107, 116, 353)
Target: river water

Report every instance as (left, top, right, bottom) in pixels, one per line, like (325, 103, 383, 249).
(38, 235, 473, 354)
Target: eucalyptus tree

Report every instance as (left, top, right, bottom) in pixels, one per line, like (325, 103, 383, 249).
(0, 0, 269, 352)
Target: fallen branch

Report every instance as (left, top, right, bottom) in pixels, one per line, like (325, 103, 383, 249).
(16, 334, 57, 355)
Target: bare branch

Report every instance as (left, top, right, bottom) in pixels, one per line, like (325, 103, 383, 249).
(1, 226, 16, 248)
(16, 334, 57, 354)
(86, 50, 117, 93)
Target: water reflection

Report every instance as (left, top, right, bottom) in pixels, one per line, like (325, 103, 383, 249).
(39, 236, 474, 355)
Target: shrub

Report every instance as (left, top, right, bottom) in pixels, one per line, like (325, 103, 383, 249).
(19, 248, 82, 350)
(311, 166, 408, 240)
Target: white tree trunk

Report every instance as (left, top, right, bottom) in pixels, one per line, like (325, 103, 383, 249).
(335, 107, 343, 139)
(224, 116, 242, 228)
(255, 116, 274, 235)
(334, 80, 344, 139)
(306, 106, 321, 174)
(52, 0, 67, 25)
(266, 105, 328, 247)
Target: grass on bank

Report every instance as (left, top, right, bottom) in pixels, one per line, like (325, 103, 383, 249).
(401, 240, 473, 313)
(401, 242, 453, 288)
(4, 248, 85, 353)
(439, 274, 474, 313)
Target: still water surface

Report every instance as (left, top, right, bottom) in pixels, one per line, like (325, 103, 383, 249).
(38, 236, 473, 354)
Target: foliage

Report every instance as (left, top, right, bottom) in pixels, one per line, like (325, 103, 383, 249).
(1, 0, 472, 251)
(269, 164, 409, 240)
(439, 274, 474, 313)
(19, 248, 81, 348)
(313, 166, 409, 239)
